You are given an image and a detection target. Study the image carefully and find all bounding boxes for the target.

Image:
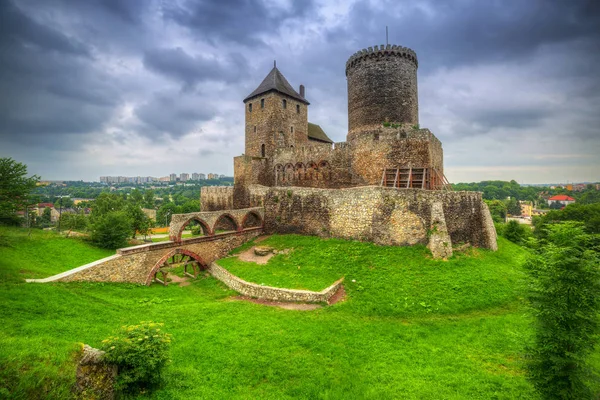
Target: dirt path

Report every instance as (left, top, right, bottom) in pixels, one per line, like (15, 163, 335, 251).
(168, 274, 191, 287)
(237, 246, 274, 264)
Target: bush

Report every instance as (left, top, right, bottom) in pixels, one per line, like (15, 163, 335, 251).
(90, 211, 131, 249)
(503, 220, 530, 244)
(525, 223, 600, 399)
(100, 322, 172, 394)
(59, 213, 88, 231)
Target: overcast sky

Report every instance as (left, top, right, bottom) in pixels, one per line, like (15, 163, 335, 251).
(0, 0, 599, 184)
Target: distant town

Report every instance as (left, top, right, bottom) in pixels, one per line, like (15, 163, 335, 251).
(99, 172, 228, 184)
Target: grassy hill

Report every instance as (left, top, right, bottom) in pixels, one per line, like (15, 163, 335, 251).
(0, 227, 553, 398)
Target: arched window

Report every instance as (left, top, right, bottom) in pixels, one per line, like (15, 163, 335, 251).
(290, 126, 294, 133)
(248, 103, 252, 112)
(261, 144, 265, 157)
(282, 99, 287, 109)
(296, 104, 300, 114)
(261, 99, 265, 108)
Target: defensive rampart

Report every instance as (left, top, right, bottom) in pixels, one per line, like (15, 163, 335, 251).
(259, 185, 496, 258)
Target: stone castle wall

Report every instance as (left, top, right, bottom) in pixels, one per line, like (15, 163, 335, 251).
(200, 186, 234, 211)
(255, 185, 496, 255)
(346, 45, 419, 137)
(231, 126, 444, 198)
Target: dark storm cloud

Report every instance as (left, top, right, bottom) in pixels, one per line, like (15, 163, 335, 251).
(342, 0, 600, 70)
(0, 1, 118, 147)
(134, 91, 214, 138)
(0, 1, 89, 57)
(162, 0, 316, 46)
(143, 47, 248, 87)
(0, 0, 598, 181)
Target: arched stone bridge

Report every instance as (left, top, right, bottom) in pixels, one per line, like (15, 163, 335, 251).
(27, 208, 264, 286)
(169, 207, 264, 241)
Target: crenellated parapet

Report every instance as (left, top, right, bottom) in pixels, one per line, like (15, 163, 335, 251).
(345, 44, 418, 75)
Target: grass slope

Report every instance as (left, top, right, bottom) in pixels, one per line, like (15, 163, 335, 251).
(218, 235, 528, 318)
(0, 227, 549, 399)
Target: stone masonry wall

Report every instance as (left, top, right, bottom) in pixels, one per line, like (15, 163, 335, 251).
(200, 186, 234, 211)
(209, 262, 344, 303)
(257, 185, 496, 252)
(346, 45, 419, 136)
(55, 230, 262, 285)
(245, 91, 309, 159)
(233, 126, 444, 205)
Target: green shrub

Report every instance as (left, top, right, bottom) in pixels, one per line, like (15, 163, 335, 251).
(100, 322, 172, 394)
(503, 220, 530, 245)
(90, 211, 131, 249)
(525, 223, 600, 399)
(190, 224, 203, 235)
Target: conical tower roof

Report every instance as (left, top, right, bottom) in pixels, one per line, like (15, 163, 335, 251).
(244, 66, 309, 104)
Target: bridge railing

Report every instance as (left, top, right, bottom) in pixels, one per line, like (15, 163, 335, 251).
(118, 226, 264, 256)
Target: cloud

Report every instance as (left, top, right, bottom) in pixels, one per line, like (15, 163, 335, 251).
(162, 0, 316, 46)
(134, 90, 216, 138)
(143, 47, 247, 87)
(0, 0, 598, 183)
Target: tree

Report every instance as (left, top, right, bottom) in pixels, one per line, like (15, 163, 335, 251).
(0, 158, 39, 225)
(125, 204, 152, 238)
(90, 211, 131, 249)
(525, 223, 600, 399)
(38, 207, 53, 228)
(60, 212, 88, 231)
(143, 189, 155, 209)
(91, 193, 125, 221)
(505, 197, 521, 216)
(129, 189, 144, 205)
(485, 199, 507, 223)
(536, 203, 600, 236)
(503, 219, 530, 244)
(157, 202, 178, 227)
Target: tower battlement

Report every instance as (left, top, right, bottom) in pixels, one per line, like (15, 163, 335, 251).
(345, 44, 418, 74)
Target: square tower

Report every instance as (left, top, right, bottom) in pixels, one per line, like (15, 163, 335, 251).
(243, 66, 309, 158)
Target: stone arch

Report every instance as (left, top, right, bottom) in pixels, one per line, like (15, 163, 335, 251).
(284, 163, 294, 183)
(306, 161, 317, 180)
(213, 213, 239, 234)
(274, 164, 284, 185)
(241, 211, 263, 229)
(318, 160, 330, 180)
(174, 217, 212, 242)
(295, 162, 305, 180)
(146, 248, 207, 286)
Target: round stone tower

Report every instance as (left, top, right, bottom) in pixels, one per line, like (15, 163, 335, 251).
(345, 44, 419, 140)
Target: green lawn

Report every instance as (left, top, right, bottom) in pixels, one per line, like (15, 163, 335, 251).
(0, 227, 584, 399)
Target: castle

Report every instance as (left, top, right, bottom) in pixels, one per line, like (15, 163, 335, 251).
(201, 44, 497, 258)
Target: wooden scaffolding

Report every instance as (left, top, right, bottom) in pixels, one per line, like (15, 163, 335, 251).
(380, 167, 452, 191)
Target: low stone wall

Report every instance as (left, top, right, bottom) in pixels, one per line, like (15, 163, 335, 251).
(209, 262, 344, 303)
(252, 185, 496, 256)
